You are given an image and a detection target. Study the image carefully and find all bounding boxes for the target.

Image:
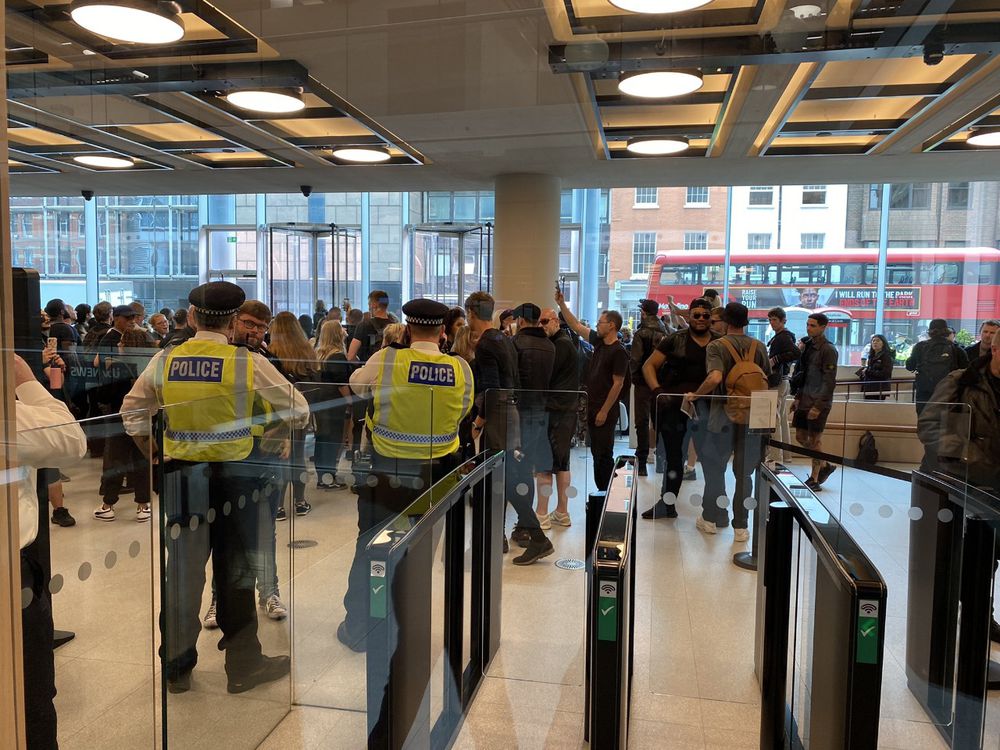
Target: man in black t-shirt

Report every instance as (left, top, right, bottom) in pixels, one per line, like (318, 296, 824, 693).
(346, 289, 392, 362)
(555, 289, 628, 492)
(640, 298, 719, 519)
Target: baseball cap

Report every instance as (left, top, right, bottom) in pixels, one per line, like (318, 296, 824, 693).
(512, 302, 541, 322)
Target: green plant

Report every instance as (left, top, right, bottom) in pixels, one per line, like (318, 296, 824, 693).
(954, 328, 975, 347)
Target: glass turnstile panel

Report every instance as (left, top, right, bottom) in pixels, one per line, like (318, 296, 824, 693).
(482, 388, 591, 687)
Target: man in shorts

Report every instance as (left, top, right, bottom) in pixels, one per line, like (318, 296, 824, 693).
(790, 313, 839, 490)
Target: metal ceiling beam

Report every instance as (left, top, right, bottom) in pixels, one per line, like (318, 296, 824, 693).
(549, 23, 1000, 74)
(6, 61, 310, 100)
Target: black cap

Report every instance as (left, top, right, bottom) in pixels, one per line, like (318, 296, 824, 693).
(44, 298, 66, 319)
(402, 297, 449, 326)
(722, 302, 749, 328)
(512, 302, 541, 322)
(499, 309, 514, 322)
(112, 304, 137, 319)
(639, 298, 659, 316)
(928, 318, 949, 334)
(188, 281, 246, 316)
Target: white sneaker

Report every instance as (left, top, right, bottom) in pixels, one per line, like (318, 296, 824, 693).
(203, 601, 218, 629)
(695, 517, 717, 535)
(734, 528, 750, 543)
(136, 505, 151, 523)
(536, 513, 552, 530)
(548, 511, 572, 527)
(263, 595, 287, 621)
(93, 505, 115, 522)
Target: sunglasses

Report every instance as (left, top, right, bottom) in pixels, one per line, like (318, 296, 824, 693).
(539, 318, 551, 325)
(690, 313, 711, 320)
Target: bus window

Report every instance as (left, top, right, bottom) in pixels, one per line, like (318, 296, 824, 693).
(886, 264, 914, 284)
(659, 265, 700, 285)
(703, 265, 724, 284)
(916, 262, 959, 284)
(729, 264, 770, 284)
(779, 264, 829, 284)
(980, 262, 997, 285)
(833, 263, 866, 284)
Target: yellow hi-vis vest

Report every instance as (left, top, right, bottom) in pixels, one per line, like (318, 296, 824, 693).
(156, 339, 255, 462)
(366, 347, 472, 459)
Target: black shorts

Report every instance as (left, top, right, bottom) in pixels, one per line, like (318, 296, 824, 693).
(792, 408, 830, 434)
(546, 410, 576, 473)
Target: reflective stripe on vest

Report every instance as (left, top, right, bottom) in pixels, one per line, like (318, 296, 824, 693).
(366, 347, 469, 459)
(158, 342, 254, 462)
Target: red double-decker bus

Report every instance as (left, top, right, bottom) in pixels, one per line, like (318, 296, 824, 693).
(645, 247, 1000, 363)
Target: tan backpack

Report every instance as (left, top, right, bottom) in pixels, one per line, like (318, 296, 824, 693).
(720, 338, 769, 424)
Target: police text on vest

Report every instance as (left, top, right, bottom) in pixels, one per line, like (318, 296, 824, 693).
(407, 362, 456, 386)
(168, 356, 224, 382)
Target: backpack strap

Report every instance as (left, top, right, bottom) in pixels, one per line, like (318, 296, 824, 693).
(720, 337, 756, 364)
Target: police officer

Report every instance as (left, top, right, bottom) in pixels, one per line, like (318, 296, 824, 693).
(123, 282, 309, 694)
(338, 297, 474, 650)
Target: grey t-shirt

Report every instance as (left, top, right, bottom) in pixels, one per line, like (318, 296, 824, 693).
(704, 334, 772, 431)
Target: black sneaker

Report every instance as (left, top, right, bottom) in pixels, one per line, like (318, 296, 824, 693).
(641, 501, 677, 520)
(227, 655, 291, 694)
(816, 463, 837, 487)
(512, 538, 554, 566)
(510, 527, 531, 548)
(637, 463, 648, 477)
(51, 507, 75, 527)
(167, 671, 192, 694)
(275, 506, 287, 522)
(805, 478, 821, 491)
(294, 501, 311, 517)
(336, 621, 367, 653)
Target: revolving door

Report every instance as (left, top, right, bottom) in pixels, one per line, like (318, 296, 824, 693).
(266, 223, 362, 318)
(406, 223, 493, 306)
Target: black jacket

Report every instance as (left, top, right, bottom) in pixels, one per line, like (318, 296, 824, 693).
(513, 327, 555, 409)
(918, 357, 1000, 490)
(906, 335, 969, 401)
(630, 315, 668, 380)
(767, 328, 800, 379)
(791, 335, 838, 411)
(860, 348, 895, 392)
(965, 341, 989, 362)
(472, 328, 519, 409)
(548, 328, 581, 410)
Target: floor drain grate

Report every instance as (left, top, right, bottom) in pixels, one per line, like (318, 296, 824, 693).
(288, 539, 319, 549)
(555, 558, 585, 570)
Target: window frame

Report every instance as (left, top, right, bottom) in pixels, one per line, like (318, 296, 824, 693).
(800, 232, 825, 250)
(748, 186, 774, 207)
(631, 231, 657, 276)
(683, 231, 708, 251)
(801, 185, 827, 206)
(747, 232, 772, 250)
(946, 182, 970, 210)
(685, 186, 710, 207)
(634, 187, 658, 207)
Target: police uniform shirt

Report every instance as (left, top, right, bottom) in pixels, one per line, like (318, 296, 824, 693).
(122, 330, 311, 437)
(349, 340, 473, 394)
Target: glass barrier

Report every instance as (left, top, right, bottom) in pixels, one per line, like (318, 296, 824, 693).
(6, 398, 157, 749)
(157, 384, 295, 749)
(646, 392, 766, 716)
(482, 387, 591, 688)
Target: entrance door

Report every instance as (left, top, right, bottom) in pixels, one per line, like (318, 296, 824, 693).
(407, 224, 493, 305)
(201, 225, 259, 300)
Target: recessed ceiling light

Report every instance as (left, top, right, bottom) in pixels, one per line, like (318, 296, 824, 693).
(224, 88, 305, 114)
(618, 70, 704, 98)
(967, 127, 1000, 147)
(74, 154, 135, 169)
(69, 0, 184, 45)
(331, 146, 391, 163)
(626, 136, 689, 155)
(610, 0, 713, 13)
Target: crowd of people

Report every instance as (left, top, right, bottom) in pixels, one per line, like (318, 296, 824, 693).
(14, 279, 1000, 748)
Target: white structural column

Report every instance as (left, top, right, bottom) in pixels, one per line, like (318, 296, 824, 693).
(493, 174, 561, 315)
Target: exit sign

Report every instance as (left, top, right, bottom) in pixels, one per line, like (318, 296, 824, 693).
(227, 236, 238, 243)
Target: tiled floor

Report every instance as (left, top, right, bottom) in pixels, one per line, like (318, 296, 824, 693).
(40, 432, 997, 748)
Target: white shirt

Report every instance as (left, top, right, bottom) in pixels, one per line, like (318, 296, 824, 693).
(349, 341, 474, 395)
(14, 382, 87, 549)
(121, 330, 311, 437)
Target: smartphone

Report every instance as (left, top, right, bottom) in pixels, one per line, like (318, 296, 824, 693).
(46, 336, 57, 350)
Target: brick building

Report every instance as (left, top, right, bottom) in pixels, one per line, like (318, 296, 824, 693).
(607, 186, 729, 323)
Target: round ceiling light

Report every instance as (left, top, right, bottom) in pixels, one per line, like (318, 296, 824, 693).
(609, 0, 713, 12)
(225, 88, 305, 114)
(618, 69, 704, 99)
(331, 146, 392, 163)
(966, 127, 1000, 147)
(74, 154, 135, 169)
(69, 0, 184, 45)
(626, 136, 689, 156)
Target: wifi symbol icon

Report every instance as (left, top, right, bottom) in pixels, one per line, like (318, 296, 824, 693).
(860, 603, 877, 616)
(371, 563, 386, 577)
(600, 583, 616, 596)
